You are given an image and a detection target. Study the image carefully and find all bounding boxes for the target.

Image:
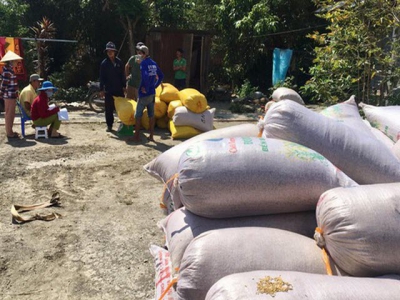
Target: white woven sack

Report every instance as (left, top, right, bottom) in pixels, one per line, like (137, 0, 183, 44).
(143, 123, 259, 211)
(264, 100, 400, 184)
(174, 137, 357, 218)
(205, 271, 400, 300)
(315, 183, 400, 277)
(159, 207, 317, 275)
(362, 119, 395, 151)
(149, 245, 177, 300)
(172, 106, 215, 132)
(271, 87, 305, 105)
(393, 140, 400, 160)
(177, 227, 345, 300)
(321, 97, 394, 151)
(320, 95, 374, 136)
(359, 102, 400, 142)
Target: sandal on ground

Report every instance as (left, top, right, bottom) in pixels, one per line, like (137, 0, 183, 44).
(51, 134, 64, 139)
(7, 132, 20, 139)
(146, 136, 155, 142)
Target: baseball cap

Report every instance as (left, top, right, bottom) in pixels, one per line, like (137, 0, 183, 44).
(104, 41, 117, 52)
(136, 42, 145, 50)
(30, 74, 43, 82)
(139, 45, 149, 56)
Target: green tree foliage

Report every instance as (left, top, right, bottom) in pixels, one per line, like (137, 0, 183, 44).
(214, 0, 320, 92)
(215, 0, 278, 88)
(101, 0, 149, 55)
(303, 0, 400, 104)
(0, 0, 28, 36)
(0, 0, 321, 97)
(16, 0, 131, 87)
(152, 0, 192, 28)
(185, 0, 220, 30)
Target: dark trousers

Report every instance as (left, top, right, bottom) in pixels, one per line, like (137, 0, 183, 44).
(174, 78, 186, 91)
(105, 93, 116, 128)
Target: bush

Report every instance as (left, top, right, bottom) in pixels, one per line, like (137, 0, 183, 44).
(48, 72, 87, 103)
(53, 86, 87, 103)
(236, 79, 258, 98)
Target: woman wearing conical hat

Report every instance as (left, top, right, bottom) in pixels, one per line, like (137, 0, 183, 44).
(0, 50, 23, 138)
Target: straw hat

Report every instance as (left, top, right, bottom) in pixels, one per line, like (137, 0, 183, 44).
(0, 50, 23, 63)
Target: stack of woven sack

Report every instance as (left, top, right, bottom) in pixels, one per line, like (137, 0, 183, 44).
(113, 83, 215, 140)
(150, 83, 215, 139)
(146, 88, 400, 300)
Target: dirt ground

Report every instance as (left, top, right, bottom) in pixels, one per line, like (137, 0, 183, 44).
(0, 106, 253, 300)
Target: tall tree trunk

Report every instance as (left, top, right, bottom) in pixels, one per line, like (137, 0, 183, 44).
(127, 17, 134, 55)
(121, 15, 140, 56)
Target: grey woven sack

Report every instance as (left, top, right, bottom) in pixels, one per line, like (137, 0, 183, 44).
(264, 100, 400, 184)
(159, 207, 317, 275)
(144, 123, 259, 212)
(205, 270, 400, 300)
(315, 182, 400, 277)
(174, 137, 357, 218)
(177, 227, 346, 300)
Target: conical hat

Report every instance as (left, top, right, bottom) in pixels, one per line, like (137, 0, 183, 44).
(0, 50, 23, 63)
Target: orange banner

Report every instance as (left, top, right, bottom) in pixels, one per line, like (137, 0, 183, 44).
(0, 37, 27, 81)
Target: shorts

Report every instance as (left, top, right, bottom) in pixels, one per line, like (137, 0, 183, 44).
(135, 94, 155, 118)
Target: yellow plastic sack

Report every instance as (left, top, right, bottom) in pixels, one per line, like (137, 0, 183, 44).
(155, 97, 168, 119)
(156, 84, 163, 97)
(167, 100, 183, 119)
(178, 88, 208, 113)
(160, 83, 180, 103)
(156, 116, 168, 129)
(114, 96, 137, 125)
(169, 120, 202, 140)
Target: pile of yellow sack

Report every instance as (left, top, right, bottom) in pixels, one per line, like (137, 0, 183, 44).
(115, 83, 215, 139)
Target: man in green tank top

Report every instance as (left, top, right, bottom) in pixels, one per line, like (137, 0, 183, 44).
(125, 42, 144, 100)
(173, 48, 187, 90)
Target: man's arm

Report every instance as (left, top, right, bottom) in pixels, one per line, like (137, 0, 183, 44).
(180, 59, 187, 71)
(20, 89, 31, 112)
(99, 63, 105, 91)
(24, 101, 31, 113)
(155, 65, 164, 88)
(125, 61, 130, 78)
(173, 60, 179, 71)
(120, 60, 126, 93)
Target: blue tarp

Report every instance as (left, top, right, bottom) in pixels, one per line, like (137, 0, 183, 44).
(272, 48, 293, 86)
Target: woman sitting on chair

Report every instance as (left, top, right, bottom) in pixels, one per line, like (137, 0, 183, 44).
(30, 81, 63, 138)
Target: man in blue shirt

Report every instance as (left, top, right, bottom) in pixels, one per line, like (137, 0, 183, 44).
(99, 41, 126, 132)
(130, 45, 164, 142)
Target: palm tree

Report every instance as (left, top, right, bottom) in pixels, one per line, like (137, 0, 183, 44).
(30, 17, 56, 78)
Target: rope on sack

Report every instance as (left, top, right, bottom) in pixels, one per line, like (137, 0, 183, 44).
(159, 174, 179, 209)
(11, 192, 62, 224)
(158, 277, 178, 300)
(257, 115, 265, 137)
(314, 227, 333, 276)
(196, 100, 202, 111)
